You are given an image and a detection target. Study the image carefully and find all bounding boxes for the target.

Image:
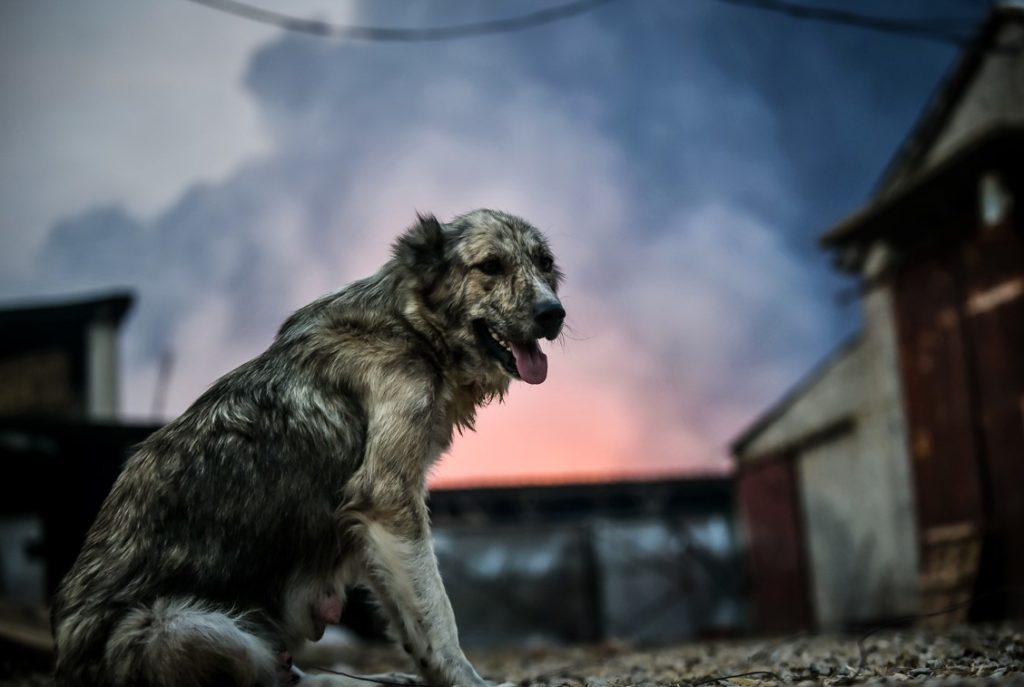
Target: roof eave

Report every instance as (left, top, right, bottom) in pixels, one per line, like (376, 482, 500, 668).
(0, 290, 135, 328)
(871, 6, 1020, 197)
(819, 125, 1024, 268)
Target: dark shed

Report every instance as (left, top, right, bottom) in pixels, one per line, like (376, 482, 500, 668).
(735, 3, 1024, 629)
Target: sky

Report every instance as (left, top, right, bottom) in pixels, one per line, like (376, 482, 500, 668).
(0, 0, 985, 485)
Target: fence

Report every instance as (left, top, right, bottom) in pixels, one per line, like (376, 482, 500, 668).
(434, 513, 746, 648)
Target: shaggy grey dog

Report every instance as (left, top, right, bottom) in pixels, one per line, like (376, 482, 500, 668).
(52, 210, 565, 687)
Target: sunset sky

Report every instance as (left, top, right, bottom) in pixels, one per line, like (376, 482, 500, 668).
(0, 0, 982, 485)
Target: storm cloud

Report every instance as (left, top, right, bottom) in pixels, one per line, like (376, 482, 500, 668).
(4, 0, 974, 482)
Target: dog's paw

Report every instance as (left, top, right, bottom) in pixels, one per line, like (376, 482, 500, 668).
(367, 672, 421, 685)
(478, 679, 519, 687)
(277, 652, 301, 686)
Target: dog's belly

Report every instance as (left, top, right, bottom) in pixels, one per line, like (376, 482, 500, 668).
(281, 557, 360, 644)
(282, 581, 339, 643)
(311, 589, 343, 640)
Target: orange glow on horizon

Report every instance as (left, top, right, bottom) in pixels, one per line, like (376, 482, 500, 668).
(428, 463, 730, 490)
(426, 341, 733, 488)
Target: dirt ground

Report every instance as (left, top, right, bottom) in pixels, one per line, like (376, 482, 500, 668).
(2, 623, 1022, 686)
(464, 623, 1024, 686)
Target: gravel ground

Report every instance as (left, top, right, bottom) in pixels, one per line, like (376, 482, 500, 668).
(471, 624, 1024, 687)
(3, 624, 1022, 686)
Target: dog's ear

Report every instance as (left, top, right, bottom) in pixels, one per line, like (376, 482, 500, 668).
(393, 213, 448, 285)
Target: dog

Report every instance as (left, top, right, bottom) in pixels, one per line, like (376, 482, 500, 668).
(51, 209, 565, 687)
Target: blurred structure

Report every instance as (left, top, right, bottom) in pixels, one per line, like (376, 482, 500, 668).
(0, 292, 158, 606)
(734, 3, 1024, 632)
(0, 291, 132, 421)
(429, 478, 744, 647)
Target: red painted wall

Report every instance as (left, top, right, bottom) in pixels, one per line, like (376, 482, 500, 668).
(892, 203, 1024, 617)
(736, 457, 814, 633)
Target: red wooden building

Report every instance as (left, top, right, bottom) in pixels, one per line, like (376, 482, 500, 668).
(734, 4, 1024, 631)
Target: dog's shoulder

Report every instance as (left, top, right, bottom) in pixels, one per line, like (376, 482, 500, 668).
(272, 278, 447, 401)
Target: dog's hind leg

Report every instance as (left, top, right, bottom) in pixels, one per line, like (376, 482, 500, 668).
(103, 598, 279, 686)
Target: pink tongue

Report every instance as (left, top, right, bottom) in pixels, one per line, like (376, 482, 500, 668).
(510, 341, 548, 384)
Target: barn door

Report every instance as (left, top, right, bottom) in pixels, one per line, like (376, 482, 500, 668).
(736, 457, 813, 633)
(892, 247, 986, 531)
(893, 210, 1024, 619)
(960, 215, 1024, 617)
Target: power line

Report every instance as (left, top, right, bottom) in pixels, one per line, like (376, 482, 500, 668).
(712, 0, 978, 46)
(185, 0, 1019, 54)
(182, 0, 621, 42)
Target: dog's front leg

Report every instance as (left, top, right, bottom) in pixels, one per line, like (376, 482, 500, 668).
(359, 505, 486, 687)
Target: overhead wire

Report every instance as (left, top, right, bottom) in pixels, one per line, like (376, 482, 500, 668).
(182, 0, 621, 41)
(183, 0, 996, 49)
(711, 0, 978, 46)
(182, 0, 1024, 55)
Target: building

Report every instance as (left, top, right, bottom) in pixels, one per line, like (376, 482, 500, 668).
(0, 291, 132, 421)
(733, 3, 1024, 632)
(0, 291, 159, 603)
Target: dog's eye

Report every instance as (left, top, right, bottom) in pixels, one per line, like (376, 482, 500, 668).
(538, 255, 554, 272)
(476, 258, 504, 276)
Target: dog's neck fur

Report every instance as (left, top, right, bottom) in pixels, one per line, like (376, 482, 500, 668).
(394, 268, 510, 432)
(283, 263, 509, 435)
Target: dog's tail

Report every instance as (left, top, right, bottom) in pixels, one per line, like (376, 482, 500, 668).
(55, 598, 278, 687)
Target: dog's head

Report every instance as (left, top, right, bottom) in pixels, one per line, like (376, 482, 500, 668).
(393, 209, 565, 388)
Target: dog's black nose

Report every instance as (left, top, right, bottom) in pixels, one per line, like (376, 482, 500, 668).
(534, 300, 565, 340)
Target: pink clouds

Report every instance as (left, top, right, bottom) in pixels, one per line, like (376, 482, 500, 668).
(433, 331, 726, 488)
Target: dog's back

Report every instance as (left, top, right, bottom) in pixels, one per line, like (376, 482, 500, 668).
(52, 335, 366, 686)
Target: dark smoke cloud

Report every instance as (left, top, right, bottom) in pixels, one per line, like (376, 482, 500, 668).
(15, 1, 971, 480)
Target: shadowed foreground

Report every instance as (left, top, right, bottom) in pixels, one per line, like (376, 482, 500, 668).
(3, 624, 1023, 686)
(469, 624, 1024, 686)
